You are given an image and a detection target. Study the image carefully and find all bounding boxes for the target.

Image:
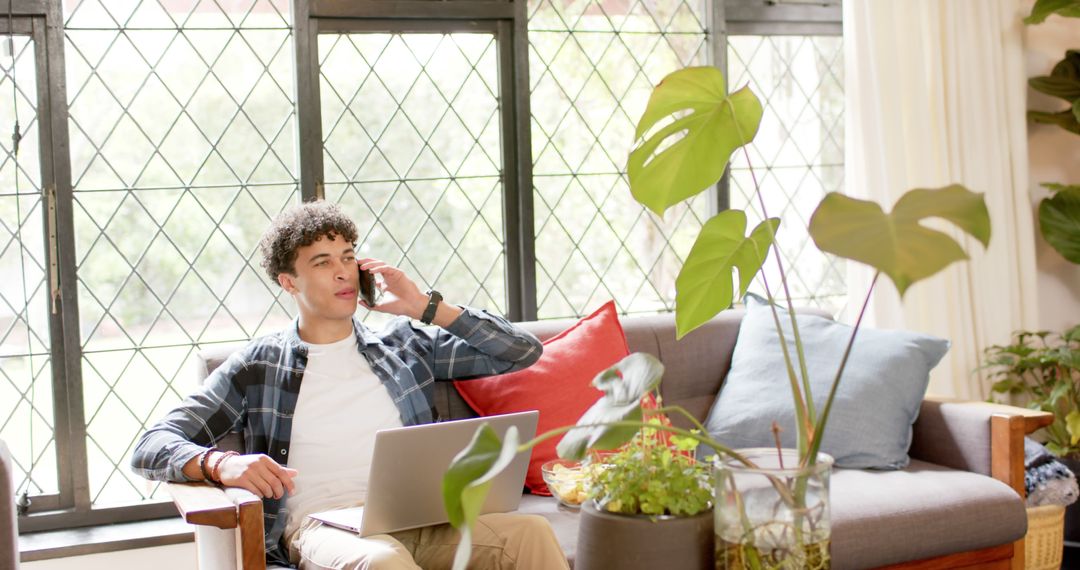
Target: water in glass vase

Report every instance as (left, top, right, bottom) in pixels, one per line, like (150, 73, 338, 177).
(716, 538, 830, 570)
(714, 449, 834, 570)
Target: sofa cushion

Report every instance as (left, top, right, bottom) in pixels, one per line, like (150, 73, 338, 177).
(830, 460, 1026, 569)
(453, 301, 630, 495)
(702, 295, 950, 469)
(513, 460, 1026, 570)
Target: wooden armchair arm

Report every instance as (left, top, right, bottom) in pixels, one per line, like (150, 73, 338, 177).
(911, 395, 1053, 489)
(167, 483, 266, 570)
(906, 396, 1053, 570)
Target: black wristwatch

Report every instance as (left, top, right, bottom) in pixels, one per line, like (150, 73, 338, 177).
(420, 289, 442, 325)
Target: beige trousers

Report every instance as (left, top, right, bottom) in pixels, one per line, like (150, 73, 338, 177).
(287, 513, 570, 570)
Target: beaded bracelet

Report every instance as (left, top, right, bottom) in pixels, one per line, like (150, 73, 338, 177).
(198, 448, 217, 484)
(210, 450, 239, 485)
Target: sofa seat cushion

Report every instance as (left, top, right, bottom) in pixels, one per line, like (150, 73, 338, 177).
(831, 459, 1026, 569)
(514, 460, 1025, 570)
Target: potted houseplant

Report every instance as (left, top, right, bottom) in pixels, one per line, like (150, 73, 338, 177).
(442, 65, 991, 570)
(986, 326, 1080, 547)
(1000, 6, 1080, 549)
(1027, 48, 1079, 266)
(573, 413, 717, 569)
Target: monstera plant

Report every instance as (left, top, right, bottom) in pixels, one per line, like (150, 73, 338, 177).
(1028, 50, 1079, 136)
(1024, 0, 1080, 24)
(442, 66, 991, 569)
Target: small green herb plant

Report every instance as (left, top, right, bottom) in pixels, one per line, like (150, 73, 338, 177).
(588, 415, 712, 517)
(986, 325, 1080, 457)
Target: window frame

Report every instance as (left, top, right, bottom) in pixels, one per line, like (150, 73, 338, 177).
(14, 0, 840, 534)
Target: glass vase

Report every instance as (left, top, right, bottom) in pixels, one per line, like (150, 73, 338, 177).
(714, 448, 833, 570)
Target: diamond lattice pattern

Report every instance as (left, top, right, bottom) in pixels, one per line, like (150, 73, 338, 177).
(0, 35, 59, 500)
(320, 32, 507, 324)
(528, 0, 711, 319)
(63, 0, 298, 506)
(727, 36, 846, 314)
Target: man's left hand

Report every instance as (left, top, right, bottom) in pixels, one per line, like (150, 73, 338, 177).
(356, 258, 428, 319)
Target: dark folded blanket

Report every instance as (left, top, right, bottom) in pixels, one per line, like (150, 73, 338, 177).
(1025, 437, 1079, 507)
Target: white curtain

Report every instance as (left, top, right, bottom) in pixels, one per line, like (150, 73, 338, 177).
(842, 0, 1039, 398)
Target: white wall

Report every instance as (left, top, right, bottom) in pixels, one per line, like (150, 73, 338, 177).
(1022, 5, 1080, 332)
(22, 543, 194, 570)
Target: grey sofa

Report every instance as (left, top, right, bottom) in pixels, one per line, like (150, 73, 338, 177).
(176, 310, 1049, 570)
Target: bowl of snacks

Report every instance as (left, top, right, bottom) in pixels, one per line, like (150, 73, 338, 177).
(541, 459, 591, 508)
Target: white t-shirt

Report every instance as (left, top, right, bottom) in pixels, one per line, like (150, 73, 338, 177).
(284, 334, 403, 540)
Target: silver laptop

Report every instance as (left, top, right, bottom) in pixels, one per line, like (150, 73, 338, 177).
(308, 410, 539, 537)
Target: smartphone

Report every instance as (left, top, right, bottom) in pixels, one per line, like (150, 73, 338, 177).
(358, 266, 377, 307)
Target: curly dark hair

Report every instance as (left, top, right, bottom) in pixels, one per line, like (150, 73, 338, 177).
(258, 200, 358, 286)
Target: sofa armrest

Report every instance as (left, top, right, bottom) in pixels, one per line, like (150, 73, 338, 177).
(167, 483, 266, 570)
(909, 396, 1053, 493)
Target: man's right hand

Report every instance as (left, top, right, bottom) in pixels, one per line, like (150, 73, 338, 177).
(217, 453, 298, 500)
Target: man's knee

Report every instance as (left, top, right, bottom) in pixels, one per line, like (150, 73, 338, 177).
(491, 514, 567, 569)
(360, 546, 419, 570)
(513, 515, 555, 537)
(298, 533, 419, 570)
(485, 514, 559, 547)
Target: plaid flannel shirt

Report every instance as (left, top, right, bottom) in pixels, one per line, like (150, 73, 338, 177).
(130, 306, 543, 567)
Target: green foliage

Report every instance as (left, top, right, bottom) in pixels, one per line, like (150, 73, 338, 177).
(1028, 51, 1080, 135)
(442, 352, 738, 570)
(627, 66, 762, 217)
(446, 64, 992, 569)
(1024, 0, 1080, 24)
(674, 211, 779, 338)
(625, 66, 989, 471)
(1038, 184, 1080, 264)
(807, 185, 991, 297)
(556, 353, 665, 460)
(587, 418, 713, 517)
(985, 326, 1080, 456)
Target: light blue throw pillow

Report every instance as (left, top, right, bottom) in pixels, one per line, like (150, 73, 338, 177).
(701, 295, 950, 469)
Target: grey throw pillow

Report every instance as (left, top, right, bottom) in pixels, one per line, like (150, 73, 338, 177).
(700, 295, 950, 469)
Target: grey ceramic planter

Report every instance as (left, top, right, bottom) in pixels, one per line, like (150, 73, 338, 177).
(575, 501, 714, 570)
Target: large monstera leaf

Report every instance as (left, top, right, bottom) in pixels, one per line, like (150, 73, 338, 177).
(442, 353, 664, 570)
(808, 185, 991, 296)
(556, 352, 665, 460)
(1024, 0, 1080, 24)
(674, 209, 779, 339)
(627, 66, 763, 217)
(1039, 184, 1080, 264)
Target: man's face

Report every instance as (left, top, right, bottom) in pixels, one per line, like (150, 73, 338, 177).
(277, 234, 359, 323)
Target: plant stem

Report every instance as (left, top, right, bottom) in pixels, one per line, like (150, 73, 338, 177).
(739, 143, 817, 432)
(723, 98, 812, 456)
(806, 271, 880, 465)
(652, 405, 711, 435)
(516, 420, 752, 466)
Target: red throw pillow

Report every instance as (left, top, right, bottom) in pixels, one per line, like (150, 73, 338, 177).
(453, 300, 630, 495)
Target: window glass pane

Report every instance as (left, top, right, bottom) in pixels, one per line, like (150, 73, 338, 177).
(727, 36, 845, 313)
(319, 32, 506, 326)
(0, 35, 58, 499)
(528, 0, 710, 319)
(63, 0, 297, 506)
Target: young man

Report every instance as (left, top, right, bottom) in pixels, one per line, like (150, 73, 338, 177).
(131, 201, 568, 569)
